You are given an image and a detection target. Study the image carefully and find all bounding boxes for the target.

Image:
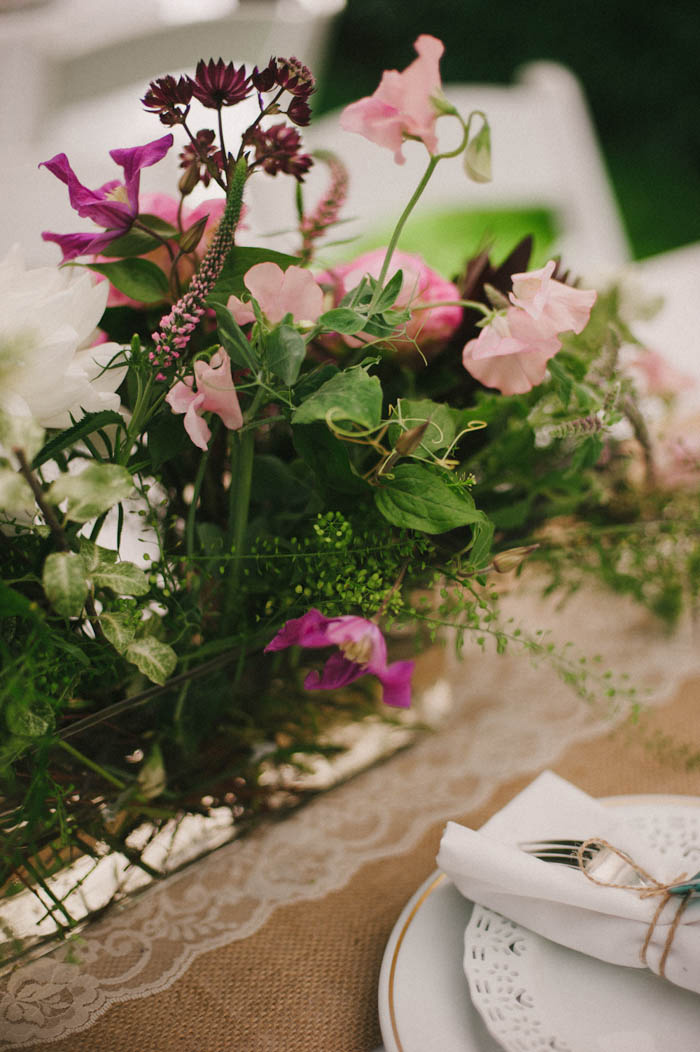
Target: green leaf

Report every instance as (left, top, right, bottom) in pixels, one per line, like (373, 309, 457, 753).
(79, 538, 119, 573)
(292, 366, 383, 431)
(267, 324, 307, 385)
(125, 637, 177, 685)
(215, 306, 259, 371)
(84, 259, 170, 304)
(0, 469, 33, 515)
(32, 411, 126, 469)
(388, 399, 458, 453)
(48, 463, 134, 522)
(208, 246, 300, 304)
(372, 268, 404, 313)
(42, 551, 88, 617)
(137, 743, 167, 799)
(466, 517, 495, 571)
(374, 464, 486, 534)
(137, 213, 179, 238)
(100, 611, 137, 653)
(0, 580, 42, 620)
(293, 424, 367, 495)
(5, 696, 55, 738)
(0, 415, 45, 462)
(100, 228, 163, 258)
(147, 409, 191, 471)
(318, 307, 367, 335)
(91, 560, 150, 596)
(547, 357, 574, 408)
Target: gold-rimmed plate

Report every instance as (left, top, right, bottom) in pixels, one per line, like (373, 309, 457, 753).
(378, 794, 700, 1052)
(377, 871, 502, 1052)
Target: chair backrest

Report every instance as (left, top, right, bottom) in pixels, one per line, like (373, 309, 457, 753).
(0, 0, 344, 262)
(245, 61, 631, 271)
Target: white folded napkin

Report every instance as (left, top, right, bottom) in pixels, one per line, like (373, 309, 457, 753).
(437, 771, 700, 993)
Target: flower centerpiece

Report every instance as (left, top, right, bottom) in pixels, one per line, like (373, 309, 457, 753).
(2, 38, 699, 953)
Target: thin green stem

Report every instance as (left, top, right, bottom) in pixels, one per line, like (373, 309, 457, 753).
(186, 427, 218, 558)
(56, 740, 127, 790)
(369, 155, 439, 313)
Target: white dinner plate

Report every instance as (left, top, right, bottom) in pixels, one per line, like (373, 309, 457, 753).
(378, 795, 700, 1052)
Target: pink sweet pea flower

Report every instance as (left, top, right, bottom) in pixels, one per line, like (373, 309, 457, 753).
(227, 262, 324, 326)
(40, 134, 174, 261)
(462, 308, 562, 395)
(165, 349, 243, 450)
(319, 248, 461, 354)
(509, 260, 597, 336)
(340, 35, 444, 164)
(463, 261, 597, 395)
(265, 608, 414, 708)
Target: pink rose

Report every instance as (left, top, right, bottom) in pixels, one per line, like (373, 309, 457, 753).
(227, 262, 324, 326)
(319, 248, 461, 354)
(462, 309, 562, 396)
(100, 193, 227, 308)
(509, 260, 597, 336)
(340, 35, 444, 164)
(165, 349, 243, 450)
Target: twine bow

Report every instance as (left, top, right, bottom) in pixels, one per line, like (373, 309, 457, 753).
(576, 838, 693, 978)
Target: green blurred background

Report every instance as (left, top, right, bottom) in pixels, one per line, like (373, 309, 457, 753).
(316, 0, 700, 260)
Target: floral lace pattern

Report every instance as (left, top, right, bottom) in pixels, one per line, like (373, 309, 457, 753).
(1, 582, 699, 1048)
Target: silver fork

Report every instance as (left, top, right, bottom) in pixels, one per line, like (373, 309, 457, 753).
(519, 838, 700, 895)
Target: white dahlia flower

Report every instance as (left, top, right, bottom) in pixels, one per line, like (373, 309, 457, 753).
(0, 246, 127, 428)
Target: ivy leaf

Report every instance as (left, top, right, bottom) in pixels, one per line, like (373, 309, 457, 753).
(42, 551, 88, 617)
(91, 560, 150, 596)
(215, 306, 259, 371)
(100, 611, 137, 653)
(374, 464, 486, 534)
(5, 696, 55, 738)
(292, 366, 382, 431)
(79, 538, 118, 573)
(293, 423, 367, 496)
(125, 637, 177, 685)
(48, 463, 134, 522)
(208, 246, 300, 304)
(267, 324, 307, 385)
(84, 259, 170, 304)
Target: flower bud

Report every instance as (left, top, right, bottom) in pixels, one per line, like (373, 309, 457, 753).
(179, 215, 208, 254)
(394, 420, 430, 456)
(492, 544, 539, 573)
(178, 162, 200, 196)
(464, 119, 492, 183)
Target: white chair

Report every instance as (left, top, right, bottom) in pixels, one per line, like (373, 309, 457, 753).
(246, 61, 631, 271)
(0, 0, 344, 262)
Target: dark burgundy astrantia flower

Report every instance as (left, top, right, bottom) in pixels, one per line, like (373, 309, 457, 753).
(251, 60, 278, 93)
(190, 58, 251, 108)
(274, 56, 316, 97)
(179, 129, 224, 189)
(243, 124, 313, 181)
(142, 75, 193, 125)
(287, 96, 312, 127)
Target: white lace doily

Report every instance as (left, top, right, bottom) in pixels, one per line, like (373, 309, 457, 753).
(465, 805, 700, 1052)
(1, 581, 699, 1048)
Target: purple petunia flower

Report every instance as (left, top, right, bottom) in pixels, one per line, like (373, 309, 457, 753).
(40, 134, 174, 261)
(264, 608, 414, 708)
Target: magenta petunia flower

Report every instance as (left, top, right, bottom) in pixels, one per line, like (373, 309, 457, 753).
(40, 134, 174, 261)
(264, 608, 414, 708)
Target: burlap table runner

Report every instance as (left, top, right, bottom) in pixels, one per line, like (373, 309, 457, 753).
(18, 675, 700, 1052)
